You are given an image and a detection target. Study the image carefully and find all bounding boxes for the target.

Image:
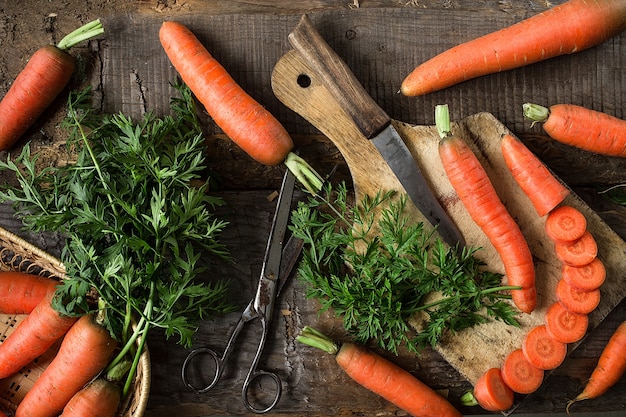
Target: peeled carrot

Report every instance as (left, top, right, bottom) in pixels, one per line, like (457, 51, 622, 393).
(562, 258, 606, 292)
(436, 105, 535, 313)
(545, 205, 587, 244)
(297, 326, 462, 417)
(0, 291, 78, 379)
(545, 301, 588, 344)
(470, 368, 514, 412)
(500, 133, 569, 217)
(555, 231, 598, 267)
(0, 271, 57, 314)
(501, 348, 544, 395)
(0, 20, 104, 151)
(524, 103, 626, 158)
(567, 321, 626, 412)
(16, 314, 117, 417)
(556, 279, 601, 315)
(401, 0, 626, 96)
(59, 377, 122, 417)
(522, 325, 567, 371)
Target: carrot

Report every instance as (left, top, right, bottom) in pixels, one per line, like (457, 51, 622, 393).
(0, 20, 104, 151)
(555, 231, 598, 267)
(544, 301, 588, 344)
(436, 105, 535, 313)
(0, 290, 78, 379)
(524, 103, 626, 158)
(567, 321, 626, 412)
(59, 377, 122, 417)
(522, 325, 567, 370)
(545, 205, 587, 244)
(297, 326, 462, 417)
(562, 258, 606, 292)
(16, 313, 117, 417)
(500, 133, 569, 217)
(501, 348, 544, 395)
(511, 286, 537, 316)
(401, 0, 626, 96)
(556, 279, 601, 315)
(468, 367, 514, 412)
(0, 271, 57, 314)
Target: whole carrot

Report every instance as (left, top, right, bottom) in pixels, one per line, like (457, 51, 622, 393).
(0, 20, 104, 150)
(297, 327, 462, 417)
(59, 377, 122, 417)
(401, 0, 626, 96)
(0, 290, 78, 379)
(16, 313, 118, 417)
(436, 105, 535, 313)
(0, 271, 58, 314)
(523, 103, 626, 158)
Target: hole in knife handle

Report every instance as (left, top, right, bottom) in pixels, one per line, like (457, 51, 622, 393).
(296, 74, 311, 88)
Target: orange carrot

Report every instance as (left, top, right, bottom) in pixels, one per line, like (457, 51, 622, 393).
(470, 367, 514, 412)
(0, 20, 104, 151)
(59, 377, 122, 417)
(500, 133, 569, 217)
(297, 327, 462, 417)
(436, 105, 535, 313)
(567, 321, 626, 412)
(544, 301, 588, 344)
(524, 103, 626, 158)
(501, 348, 544, 395)
(401, 0, 626, 96)
(0, 291, 78, 379)
(511, 286, 537, 316)
(556, 279, 601, 315)
(16, 314, 117, 417)
(562, 258, 606, 292)
(522, 325, 567, 370)
(159, 21, 293, 166)
(555, 231, 598, 267)
(545, 205, 587, 244)
(0, 271, 57, 314)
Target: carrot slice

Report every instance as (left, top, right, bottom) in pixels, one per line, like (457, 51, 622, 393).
(545, 205, 587, 244)
(472, 368, 514, 412)
(511, 286, 537, 314)
(562, 257, 606, 292)
(522, 325, 567, 370)
(555, 231, 597, 267)
(544, 301, 588, 344)
(501, 348, 544, 394)
(556, 279, 601, 315)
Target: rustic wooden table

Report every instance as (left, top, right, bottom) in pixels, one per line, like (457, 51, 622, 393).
(0, 1, 625, 416)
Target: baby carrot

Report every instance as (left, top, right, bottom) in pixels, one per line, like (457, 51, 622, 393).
(501, 348, 544, 395)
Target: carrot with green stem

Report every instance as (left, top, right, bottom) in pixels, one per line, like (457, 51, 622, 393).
(159, 21, 322, 194)
(401, 0, 626, 96)
(0, 271, 58, 314)
(0, 19, 104, 150)
(524, 103, 626, 158)
(297, 326, 462, 417)
(436, 104, 536, 313)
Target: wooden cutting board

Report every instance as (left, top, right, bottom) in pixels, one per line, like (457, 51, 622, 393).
(271, 49, 626, 386)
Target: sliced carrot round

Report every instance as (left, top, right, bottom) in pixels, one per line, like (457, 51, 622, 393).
(545, 205, 587, 244)
(522, 325, 567, 370)
(473, 368, 514, 412)
(555, 231, 597, 267)
(562, 258, 606, 292)
(511, 286, 537, 314)
(501, 348, 544, 394)
(556, 279, 601, 315)
(544, 301, 588, 344)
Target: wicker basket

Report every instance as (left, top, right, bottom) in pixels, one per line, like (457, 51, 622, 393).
(0, 227, 151, 416)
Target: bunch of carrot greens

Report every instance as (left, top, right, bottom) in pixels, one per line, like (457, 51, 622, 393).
(0, 83, 232, 396)
(290, 182, 521, 354)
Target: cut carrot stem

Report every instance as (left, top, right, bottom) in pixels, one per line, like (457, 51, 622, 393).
(562, 258, 606, 292)
(545, 205, 587, 244)
(555, 231, 598, 267)
(0, 271, 58, 314)
(544, 301, 588, 344)
(501, 348, 544, 394)
(466, 367, 514, 412)
(500, 133, 569, 217)
(522, 325, 567, 370)
(556, 279, 601, 315)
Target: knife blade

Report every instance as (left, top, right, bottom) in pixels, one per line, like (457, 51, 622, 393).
(287, 15, 465, 248)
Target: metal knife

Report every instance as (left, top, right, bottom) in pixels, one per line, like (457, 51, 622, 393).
(287, 15, 465, 248)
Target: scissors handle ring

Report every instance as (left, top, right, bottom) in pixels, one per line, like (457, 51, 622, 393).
(181, 346, 223, 394)
(242, 370, 282, 414)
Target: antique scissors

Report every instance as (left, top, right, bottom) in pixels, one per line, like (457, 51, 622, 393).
(181, 169, 301, 414)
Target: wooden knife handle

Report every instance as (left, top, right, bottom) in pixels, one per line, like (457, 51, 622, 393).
(288, 14, 390, 139)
